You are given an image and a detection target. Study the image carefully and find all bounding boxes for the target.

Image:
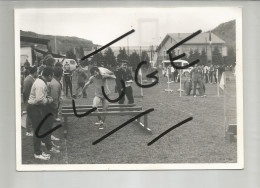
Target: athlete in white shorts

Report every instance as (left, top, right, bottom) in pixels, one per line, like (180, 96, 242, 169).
(79, 66, 116, 129)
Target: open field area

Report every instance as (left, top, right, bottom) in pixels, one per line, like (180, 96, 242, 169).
(21, 71, 237, 164)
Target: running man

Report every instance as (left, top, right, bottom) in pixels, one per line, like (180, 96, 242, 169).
(79, 66, 116, 129)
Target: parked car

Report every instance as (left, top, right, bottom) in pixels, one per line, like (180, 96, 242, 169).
(161, 60, 193, 77)
(54, 58, 78, 71)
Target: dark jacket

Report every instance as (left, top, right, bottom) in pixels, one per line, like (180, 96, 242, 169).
(23, 75, 35, 103)
(116, 68, 133, 89)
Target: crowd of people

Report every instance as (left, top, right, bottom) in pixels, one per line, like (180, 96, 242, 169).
(161, 63, 226, 97)
(21, 55, 135, 161)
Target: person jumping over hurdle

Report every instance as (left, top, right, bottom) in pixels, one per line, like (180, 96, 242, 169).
(79, 66, 116, 129)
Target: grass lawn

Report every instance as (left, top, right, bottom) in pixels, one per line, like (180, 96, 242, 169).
(21, 71, 237, 164)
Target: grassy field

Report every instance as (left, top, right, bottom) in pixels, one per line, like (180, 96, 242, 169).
(21, 71, 237, 164)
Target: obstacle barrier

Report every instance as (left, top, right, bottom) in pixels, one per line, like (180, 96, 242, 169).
(62, 103, 151, 137)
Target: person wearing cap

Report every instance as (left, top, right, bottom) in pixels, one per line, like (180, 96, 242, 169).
(116, 61, 134, 104)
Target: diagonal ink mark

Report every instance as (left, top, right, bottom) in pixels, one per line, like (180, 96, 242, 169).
(102, 80, 126, 103)
(92, 108, 154, 145)
(165, 30, 201, 69)
(35, 113, 62, 138)
(147, 117, 193, 146)
(72, 99, 97, 118)
(169, 53, 199, 69)
(81, 29, 135, 60)
(166, 30, 202, 54)
(135, 61, 159, 88)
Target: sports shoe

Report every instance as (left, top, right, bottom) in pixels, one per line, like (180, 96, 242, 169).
(26, 132, 33, 136)
(42, 152, 51, 158)
(95, 120, 103, 126)
(41, 142, 45, 146)
(99, 121, 104, 130)
(51, 141, 60, 149)
(49, 147, 60, 154)
(34, 153, 50, 160)
(55, 118, 61, 122)
(51, 135, 60, 141)
(193, 95, 197, 97)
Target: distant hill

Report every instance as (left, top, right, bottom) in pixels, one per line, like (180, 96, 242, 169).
(20, 30, 96, 55)
(211, 20, 236, 49)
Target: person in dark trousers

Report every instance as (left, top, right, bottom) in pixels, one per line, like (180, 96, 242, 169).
(23, 66, 38, 136)
(217, 65, 225, 82)
(27, 67, 60, 161)
(116, 61, 134, 104)
(63, 63, 73, 97)
(114, 65, 121, 93)
(190, 64, 205, 97)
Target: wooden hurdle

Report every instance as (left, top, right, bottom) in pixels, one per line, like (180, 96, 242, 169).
(62, 104, 151, 137)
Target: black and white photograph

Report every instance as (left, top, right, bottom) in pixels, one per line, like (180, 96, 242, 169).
(15, 7, 243, 170)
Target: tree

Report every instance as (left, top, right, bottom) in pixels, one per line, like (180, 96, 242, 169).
(224, 47, 236, 66)
(140, 51, 150, 71)
(117, 47, 129, 63)
(103, 47, 117, 69)
(129, 51, 140, 71)
(193, 49, 200, 64)
(91, 52, 104, 66)
(199, 49, 207, 65)
(78, 46, 85, 59)
(66, 48, 76, 60)
(212, 46, 223, 65)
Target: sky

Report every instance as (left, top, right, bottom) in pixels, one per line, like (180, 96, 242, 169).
(16, 7, 241, 47)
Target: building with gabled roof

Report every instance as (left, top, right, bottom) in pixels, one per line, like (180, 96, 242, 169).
(156, 32, 227, 64)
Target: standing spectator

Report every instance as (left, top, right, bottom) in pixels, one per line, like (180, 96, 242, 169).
(190, 64, 205, 97)
(170, 66, 175, 82)
(209, 64, 215, 84)
(114, 65, 121, 93)
(49, 67, 63, 122)
(27, 67, 60, 161)
(217, 65, 225, 82)
(73, 64, 88, 99)
(203, 64, 209, 83)
(116, 61, 134, 104)
(213, 65, 218, 83)
(23, 66, 38, 136)
(23, 60, 31, 79)
(63, 63, 73, 97)
(173, 68, 179, 82)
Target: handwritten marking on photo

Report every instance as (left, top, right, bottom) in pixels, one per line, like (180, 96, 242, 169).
(92, 108, 154, 145)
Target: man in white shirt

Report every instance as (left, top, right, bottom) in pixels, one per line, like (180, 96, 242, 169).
(27, 67, 60, 160)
